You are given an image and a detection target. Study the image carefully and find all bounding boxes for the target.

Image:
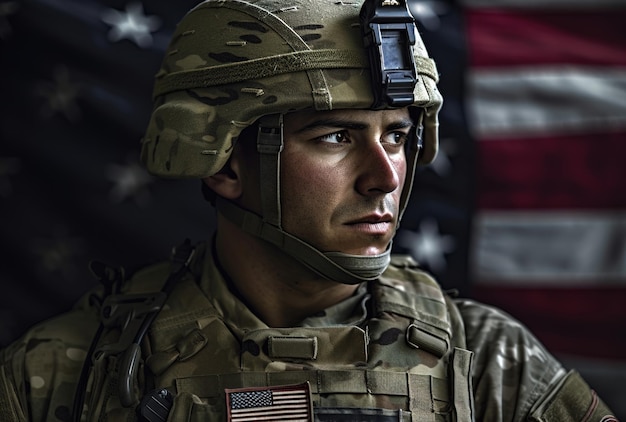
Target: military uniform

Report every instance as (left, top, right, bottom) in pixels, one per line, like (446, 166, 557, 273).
(1, 1, 617, 420)
(0, 241, 616, 421)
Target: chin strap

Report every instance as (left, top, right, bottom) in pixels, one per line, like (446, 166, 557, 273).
(216, 196, 390, 284)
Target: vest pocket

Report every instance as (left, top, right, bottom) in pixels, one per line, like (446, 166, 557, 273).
(167, 392, 223, 422)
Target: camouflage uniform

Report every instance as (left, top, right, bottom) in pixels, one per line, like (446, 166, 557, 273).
(0, 0, 617, 420)
(0, 242, 616, 421)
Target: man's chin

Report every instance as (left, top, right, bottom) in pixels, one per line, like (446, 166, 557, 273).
(340, 245, 389, 257)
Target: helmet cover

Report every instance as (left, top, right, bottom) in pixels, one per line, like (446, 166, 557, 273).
(141, 0, 442, 178)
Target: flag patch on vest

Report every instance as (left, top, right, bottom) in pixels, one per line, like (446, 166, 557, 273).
(226, 382, 313, 421)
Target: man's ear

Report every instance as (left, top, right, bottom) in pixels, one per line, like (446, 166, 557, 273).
(202, 156, 243, 200)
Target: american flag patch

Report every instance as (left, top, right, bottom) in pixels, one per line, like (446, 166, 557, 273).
(225, 382, 313, 422)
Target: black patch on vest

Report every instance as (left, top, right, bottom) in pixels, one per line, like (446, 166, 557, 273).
(229, 21, 268, 33)
(315, 407, 402, 421)
(373, 328, 403, 346)
(209, 52, 248, 63)
(242, 339, 260, 356)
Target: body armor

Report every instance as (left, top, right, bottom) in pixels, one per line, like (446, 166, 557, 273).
(81, 242, 474, 421)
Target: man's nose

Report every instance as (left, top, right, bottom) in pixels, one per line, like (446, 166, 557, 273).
(355, 142, 402, 196)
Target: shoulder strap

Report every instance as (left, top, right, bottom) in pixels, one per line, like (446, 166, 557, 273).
(376, 254, 453, 358)
(72, 240, 199, 421)
(444, 293, 467, 350)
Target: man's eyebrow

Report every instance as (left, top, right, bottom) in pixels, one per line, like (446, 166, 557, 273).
(294, 117, 414, 134)
(387, 119, 415, 131)
(294, 118, 368, 133)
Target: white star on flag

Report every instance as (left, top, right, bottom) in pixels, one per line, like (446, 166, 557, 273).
(35, 66, 82, 122)
(33, 228, 84, 278)
(101, 2, 161, 48)
(106, 159, 153, 205)
(397, 219, 455, 273)
(410, 1, 449, 31)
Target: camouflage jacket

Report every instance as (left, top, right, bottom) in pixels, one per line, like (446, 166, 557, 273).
(0, 241, 616, 421)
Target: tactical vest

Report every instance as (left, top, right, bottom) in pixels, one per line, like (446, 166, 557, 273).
(78, 242, 475, 422)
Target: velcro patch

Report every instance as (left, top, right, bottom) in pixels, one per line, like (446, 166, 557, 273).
(226, 382, 313, 422)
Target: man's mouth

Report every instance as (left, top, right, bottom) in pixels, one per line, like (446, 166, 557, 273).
(345, 214, 394, 235)
(347, 213, 393, 224)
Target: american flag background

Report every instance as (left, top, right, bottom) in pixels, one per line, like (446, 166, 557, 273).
(0, 0, 624, 418)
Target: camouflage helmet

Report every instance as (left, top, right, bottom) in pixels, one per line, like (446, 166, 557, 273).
(140, 0, 443, 284)
(141, 0, 442, 178)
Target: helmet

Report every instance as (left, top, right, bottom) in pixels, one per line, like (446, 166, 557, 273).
(141, 0, 442, 283)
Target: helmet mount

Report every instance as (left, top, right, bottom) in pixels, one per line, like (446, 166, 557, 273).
(361, 0, 419, 109)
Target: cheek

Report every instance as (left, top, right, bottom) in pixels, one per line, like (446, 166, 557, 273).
(282, 157, 334, 205)
(280, 154, 347, 232)
(396, 156, 408, 186)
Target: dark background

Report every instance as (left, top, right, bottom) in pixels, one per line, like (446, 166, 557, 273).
(1, 0, 624, 418)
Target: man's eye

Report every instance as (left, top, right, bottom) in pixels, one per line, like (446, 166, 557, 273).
(382, 132, 409, 146)
(317, 131, 349, 144)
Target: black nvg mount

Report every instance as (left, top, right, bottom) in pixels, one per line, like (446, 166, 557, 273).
(361, 0, 419, 109)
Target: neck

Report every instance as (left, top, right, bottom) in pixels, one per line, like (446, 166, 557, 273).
(214, 212, 359, 327)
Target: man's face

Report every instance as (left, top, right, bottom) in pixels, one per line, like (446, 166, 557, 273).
(277, 107, 411, 257)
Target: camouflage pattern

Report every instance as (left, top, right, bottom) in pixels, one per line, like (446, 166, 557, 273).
(458, 300, 617, 421)
(0, 291, 101, 421)
(0, 241, 617, 421)
(140, 0, 442, 179)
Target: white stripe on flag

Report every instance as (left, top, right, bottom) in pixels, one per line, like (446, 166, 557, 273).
(472, 211, 626, 284)
(467, 67, 626, 138)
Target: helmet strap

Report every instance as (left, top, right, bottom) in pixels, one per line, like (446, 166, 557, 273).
(215, 196, 390, 284)
(398, 108, 424, 224)
(257, 114, 284, 228)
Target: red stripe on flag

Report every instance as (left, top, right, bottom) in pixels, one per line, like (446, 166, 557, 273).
(476, 130, 626, 210)
(471, 285, 626, 360)
(466, 9, 626, 67)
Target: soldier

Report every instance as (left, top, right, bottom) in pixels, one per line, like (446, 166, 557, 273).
(0, 0, 617, 421)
